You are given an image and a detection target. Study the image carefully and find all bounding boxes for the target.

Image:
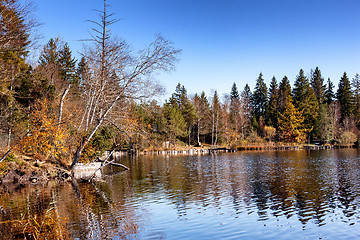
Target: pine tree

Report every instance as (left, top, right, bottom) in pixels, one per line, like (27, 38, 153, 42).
(324, 78, 335, 106)
(211, 90, 221, 146)
(252, 73, 268, 120)
(336, 72, 353, 122)
(58, 43, 77, 84)
(163, 101, 187, 146)
(310, 67, 325, 104)
(292, 69, 319, 139)
(265, 76, 279, 127)
(240, 84, 252, 137)
(169, 84, 198, 145)
(278, 76, 292, 113)
(351, 73, 360, 122)
(0, 0, 34, 149)
(229, 82, 241, 133)
(315, 104, 334, 143)
(193, 91, 211, 145)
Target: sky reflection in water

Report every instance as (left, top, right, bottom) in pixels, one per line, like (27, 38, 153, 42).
(1, 149, 360, 239)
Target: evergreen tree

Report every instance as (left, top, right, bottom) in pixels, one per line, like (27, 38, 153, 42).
(211, 90, 221, 146)
(193, 91, 211, 145)
(163, 101, 187, 146)
(278, 76, 292, 113)
(315, 104, 334, 143)
(351, 73, 360, 122)
(252, 73, 268, 120)
(241, 84, 252, 137)
(169, 84, 198, 145)
(58, 43, 78, 84)
(336, 72, 353, 122)
(278, 97, 308, 143)
(292, 69, 319, 139)
(324, 78, 335, 106)
(241, 84, 252, 121)
(310, 67, 325, 104)
(265, 76, 279, 127)
(229, 82, 241, 133)
(0, 0, 34, 149)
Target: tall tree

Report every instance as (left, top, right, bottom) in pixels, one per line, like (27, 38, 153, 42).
(169, 84, 198, 145)
(292, 69, 319, 140)
(351, 73, 360, 122)
(38, 38, 63, 86)
(278, 76, 292, 113)
(240, 84, 252, 137)
(0, 0, 35, 149)
(71, 0, 181, 168)
(315, 104, 334, 143)
(229, 82, 242, 134)
(163, 102, 186, 146)
(310, 67, 325, 104)
(265, 76, 279, 127)
(193, 91, 210, 145)
(211, 90, 221, 146)
(336, 72, 353, 122)
(324, 78, 335, 106)
(252, 73, 268, 120)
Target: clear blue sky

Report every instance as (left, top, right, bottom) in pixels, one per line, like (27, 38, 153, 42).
(32, 0, 360, 101)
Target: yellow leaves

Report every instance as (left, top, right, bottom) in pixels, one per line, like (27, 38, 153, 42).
(15, 99, 70, 160)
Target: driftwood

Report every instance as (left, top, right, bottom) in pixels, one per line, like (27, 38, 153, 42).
(97, 160, 129, 170)
(87, 149, 129, 182)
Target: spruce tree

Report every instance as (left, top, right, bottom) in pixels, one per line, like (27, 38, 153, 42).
(265, 76, 279, 127)
(310, 67, 325, 104)
(211, 90, 221, 146)
(229, 82, 241, 132)
(324, 78, 335, 106)
(292, 69, 319, 139)
(169, 84, 198, 145)
(315, 104, 334, 143)
(193, 92, 211, 145)
(252, 73, 268, 120)
(163, 101, 187, 146)
(336, 72, 353, 122)
(278, 76, 292, 113)
(241, 84, 252, 138)
(59, 43, 77, 84)
(241, 84, 252, 121)
(351, 73, 360, 122)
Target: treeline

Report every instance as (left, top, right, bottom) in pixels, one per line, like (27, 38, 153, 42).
(136, 69, 360, 149)
(0, 1, 359, 167)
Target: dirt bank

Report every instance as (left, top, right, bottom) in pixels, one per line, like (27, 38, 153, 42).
(0, 156, 70, 186)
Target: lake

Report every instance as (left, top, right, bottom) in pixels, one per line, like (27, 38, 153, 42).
(1, 149, 360, 239)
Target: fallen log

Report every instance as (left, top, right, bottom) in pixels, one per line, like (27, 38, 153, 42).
(97, 160, 129, 170)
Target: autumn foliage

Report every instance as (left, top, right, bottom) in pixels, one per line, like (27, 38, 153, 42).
(15, 99, 69, 160)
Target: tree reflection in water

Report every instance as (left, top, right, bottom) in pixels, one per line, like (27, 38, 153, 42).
(1, 149, 360, 239)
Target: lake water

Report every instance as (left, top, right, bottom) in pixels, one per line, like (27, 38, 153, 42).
(1, 149, 360, 239)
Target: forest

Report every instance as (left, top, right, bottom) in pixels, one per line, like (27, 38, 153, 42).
(0, 0, 359, 170)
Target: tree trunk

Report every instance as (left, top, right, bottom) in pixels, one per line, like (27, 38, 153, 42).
(58, 84, 71, 125)
(197, 120, 200, 145)
(71, 89, 124, 170)
(214, 112, 219, 146)
(188, 125, 191, 146)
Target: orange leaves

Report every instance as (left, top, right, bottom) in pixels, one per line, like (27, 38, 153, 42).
(15, 99, 69, 159)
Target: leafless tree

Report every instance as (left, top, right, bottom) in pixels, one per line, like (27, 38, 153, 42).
(71, 0, 180, 169)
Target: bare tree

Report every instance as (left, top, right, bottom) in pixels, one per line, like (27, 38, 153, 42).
(71, 1, 180, 169)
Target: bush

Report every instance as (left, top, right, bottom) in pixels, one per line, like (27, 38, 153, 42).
(339, 131, 357, 146)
